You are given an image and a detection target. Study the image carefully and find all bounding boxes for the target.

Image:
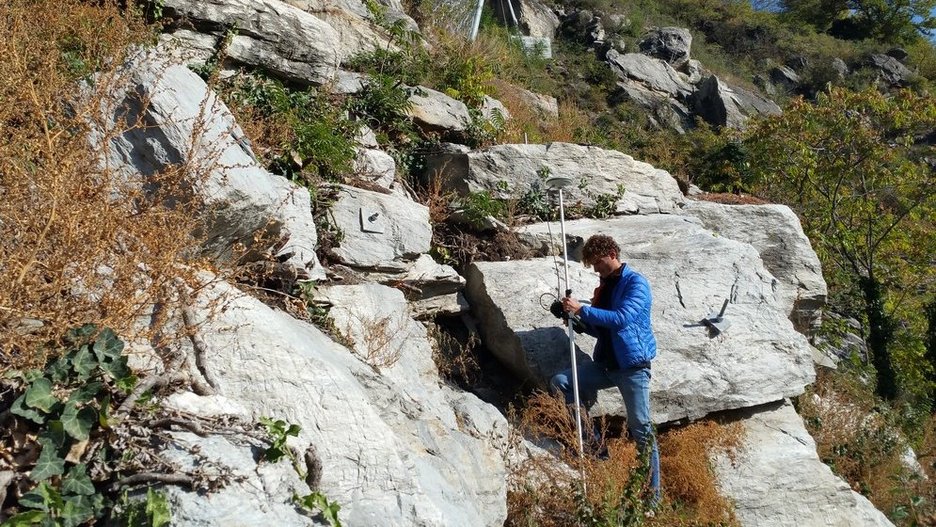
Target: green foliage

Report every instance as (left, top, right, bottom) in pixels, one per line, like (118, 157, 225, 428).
(115, 488, 171, 527)
(1, 326, 176, 526)
(463, 108, 506, 148)
(295, 491, 343, 527)
(783, 0, 936, 44)
(347, 74, 416, 145)
(259, 417, 301, 463)
(744, 88, 936, 401)
(460, 189, 507, 229)
(221, 74, 358, 185)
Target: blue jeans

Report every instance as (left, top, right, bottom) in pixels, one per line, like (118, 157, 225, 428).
(550, 361, 661, 501)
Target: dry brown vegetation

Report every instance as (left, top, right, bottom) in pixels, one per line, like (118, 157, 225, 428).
(0, 0, 212, 371)
(507, 391, 744, 527)
(797, 368, 936, 525)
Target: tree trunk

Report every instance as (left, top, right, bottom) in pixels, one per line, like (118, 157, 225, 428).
(860, 275, 898, 400)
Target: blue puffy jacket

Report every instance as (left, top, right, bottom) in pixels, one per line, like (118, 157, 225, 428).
(577, 265, 657, 369)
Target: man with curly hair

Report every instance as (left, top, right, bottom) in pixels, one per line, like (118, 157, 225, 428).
(550, 234, 660, 502)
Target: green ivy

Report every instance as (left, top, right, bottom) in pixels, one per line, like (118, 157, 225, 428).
(2, 325, 173, 526)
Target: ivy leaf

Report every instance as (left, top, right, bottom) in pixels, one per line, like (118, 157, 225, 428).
(92, 328, 123, 361)
(2, 510, 46, 525)
(65, 324, 97, 345)
(25, 378, 57, 413)
(72, 345, 97, 380)
(10, 394, 45, 424)
(101, 356, 129, 381)
(62, 464, 95, 496)
(61, 402, 95, 441)
(47, 356, 72, 384)
(146, 488, 171, 527)
(39, 420, 67, 454)
(30, 445, 66, 482)
(60, 494, 95, 527)
(19, 482, 60, 511)
(68, 382, 102, 405)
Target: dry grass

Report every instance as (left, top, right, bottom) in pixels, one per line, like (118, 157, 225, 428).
(797, 368, 936, 525)
(427, 322, 480, 386)
(493, 79, 594, 145)
(507, 391, 744, 527)
(0, 0, 213, 370)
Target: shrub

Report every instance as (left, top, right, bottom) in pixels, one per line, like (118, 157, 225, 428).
(505, 391, 744, 527)
(0, 0, 207, 370)
(219, 74, 358, 185)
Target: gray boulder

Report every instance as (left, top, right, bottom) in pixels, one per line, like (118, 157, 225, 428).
(713, 401, 894, 527)
(354, 147, 397, 191)
(769, 65, 801, 93)
(638, 27, 693, 68)
(99, 53, 324, 278)
(407, 86, 471, 133)
(607, 50, 694, 99)
(519, 0, 561, 38)
(681, 201, 827, 335)
(330, 184, 432, 269)
(691, 75, 781, 129)
(867, 53, 914, 87)
(617, 83, 693, 134)
(468, 215, 816, 423)
(160, 0, 344, 86)
(424, 142, 685, 215)
(157, 279, 508, 526)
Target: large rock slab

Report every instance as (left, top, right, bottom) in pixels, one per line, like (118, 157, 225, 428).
(713, 401, 894, 527)
(160, 0, 344, 85)
(681, 201, 827, 334)
(158, 279, 508, 526)
(407, 86, 471, 133)
(99, 53, 324, 278)
(690, 75, 781, 129)
(606, 50, 694, 99)
(867, 53, 913, 88)
(467, 215, 815, 423)
(424, 142, 685, 215)
(330, 184, 432, 268)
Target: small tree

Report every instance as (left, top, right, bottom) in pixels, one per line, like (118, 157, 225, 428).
(745, 87, 936, 400)
(782, 0, 936, 43)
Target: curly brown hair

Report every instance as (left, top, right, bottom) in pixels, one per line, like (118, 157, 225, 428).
(581, 234, 620, 266)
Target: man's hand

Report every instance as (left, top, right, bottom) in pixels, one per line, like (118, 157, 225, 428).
(562, 296, 582, 316)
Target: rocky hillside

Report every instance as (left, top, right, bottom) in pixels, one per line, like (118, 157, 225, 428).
(2, 0, 932, 525)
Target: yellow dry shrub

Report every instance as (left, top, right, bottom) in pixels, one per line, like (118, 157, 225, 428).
(507, 391, 744, 527)
(0, 0, 212, 370)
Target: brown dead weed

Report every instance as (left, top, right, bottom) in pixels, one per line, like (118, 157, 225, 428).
(507, 391, 744, 527)
(0, 0, 214, 370)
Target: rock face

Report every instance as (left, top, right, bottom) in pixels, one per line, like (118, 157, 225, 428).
(713, 401, 895, 527)
(607, 50, 694, 99)
(407, 86, 471, 133)
(159, 280, 508, 527)
(468, 215, 816, 423)
(691, 75, 782, 129)
(99, 53, 324, 278)
(638, 27, 692, 67)
(329, 184, 432, 269)
(867, 53, 914, 87)
(681, 201, 827, 334)
(424, 142, 685, 215)
(160, 0, 344, 85)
